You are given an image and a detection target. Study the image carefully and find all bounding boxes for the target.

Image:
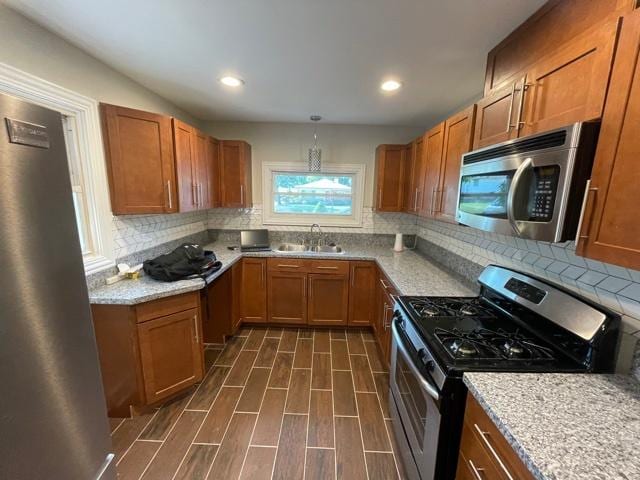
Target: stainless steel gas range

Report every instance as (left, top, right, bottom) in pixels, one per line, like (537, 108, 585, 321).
(389, 265, 621, 480)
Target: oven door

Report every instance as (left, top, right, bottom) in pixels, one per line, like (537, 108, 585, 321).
(390, 319, 442, 480)
(456, 149, 574, 242)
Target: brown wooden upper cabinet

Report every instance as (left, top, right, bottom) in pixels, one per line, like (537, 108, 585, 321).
(405, 136, 426, 214)
(220, 140, 252, 208)
(100, 104, 177, 214)
(241, 258, 267, 323)
(374, 144, 406, 212)
(484, 0, 634, 94)
(173, 119, 203, 211)
(420, 122, 445, 216)
(207, 136, 221, 207)
(473, 76, 526, 149)
(437, 106, 476, 222)
(576, 8, 640, 270)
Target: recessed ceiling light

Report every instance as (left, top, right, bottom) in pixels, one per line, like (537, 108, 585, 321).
(219, 76, 245, 87)
(381, 79, 402, 92)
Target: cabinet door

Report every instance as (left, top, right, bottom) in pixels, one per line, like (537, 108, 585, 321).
(375, 145, 406, 211)
(406, 137, 426, 214)
(521, 20, 619, 137)
(576, 9, 640, 270)
(100, 104, 176, 214)
(348, 261, 376, 326)
(207, 137, 221, 207)
(193, 129, 209, 209)
(137, 308, 203, 405)
(231, 261, 242, 332)
(241, 258, 267, 323)
(267, 271, 307, 324)
(420, 123, 445, 217)
(437, 105, 476, 223)
(308, 274, 350, 326)
(402, 142, 414, 213)
(220, 140, 251, 207)
(472, 77, 524, 149)
(172, 119, 198, 212)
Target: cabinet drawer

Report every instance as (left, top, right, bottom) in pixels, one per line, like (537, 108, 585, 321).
(458, 421, 506, 480)
(309, 259, 350, 274)
(462, 395, 535, 480)
(267, 258, 309, 272)
(378, 274, 398, 297)
(135, 292, 200, 323)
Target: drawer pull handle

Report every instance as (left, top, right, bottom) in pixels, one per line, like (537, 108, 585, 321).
(468, 460, 485, 480)
(473, 424, 514, 480)
(277, 264, 300, 268)
(316, 266, 338, 270)
(379, 278, 389, 289)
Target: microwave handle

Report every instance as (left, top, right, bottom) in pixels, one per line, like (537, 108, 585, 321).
(506, 157, 533, 236)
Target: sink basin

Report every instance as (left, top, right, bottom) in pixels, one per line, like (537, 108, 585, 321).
(276, 243, 309, 252)
(275, 243, 345, 254)
(309, 245, 344, 254)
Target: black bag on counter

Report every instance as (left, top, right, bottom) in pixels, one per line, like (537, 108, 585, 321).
(143, 243, 222, 282)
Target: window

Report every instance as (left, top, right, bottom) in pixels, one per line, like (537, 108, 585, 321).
(263, 162, 365, 226)
(0, 62, 115, 274)
(63, 116, 93, 255)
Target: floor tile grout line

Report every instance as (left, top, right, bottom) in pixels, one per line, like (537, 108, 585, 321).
(302, 330, 316, 479)
(109, 418, 125, 436)
(268, 329, 297, 480)
(361, 342, 394, 455)
(191, 333, 252, 480)
(115, 408, 160, 468)
(169, 334, 248, 480)
(330, 330, 338, 480)
(384, 420, 403, 480)
(345, 330, 371, 480)
(237, 331, 275, 480)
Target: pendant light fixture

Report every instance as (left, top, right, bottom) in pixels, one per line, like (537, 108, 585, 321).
(308, 115, 322, 172)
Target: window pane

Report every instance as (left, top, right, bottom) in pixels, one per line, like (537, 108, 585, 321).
(273, 173, 353, 216)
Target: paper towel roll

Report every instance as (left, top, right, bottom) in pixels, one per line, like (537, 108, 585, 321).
(394, 233, 404, 252)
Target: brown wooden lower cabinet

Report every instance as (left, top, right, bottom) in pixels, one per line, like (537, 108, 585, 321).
(91, 291, 204, 417)
(374, 270, 397, 366)
(457, 394, 534, 480)
(307, 273, 350, 326)
(241, 258, 267, 322)
(348, 261, 376, 326)
(267, 270, 308, 324)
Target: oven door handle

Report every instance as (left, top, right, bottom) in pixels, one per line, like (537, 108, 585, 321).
(506, 157, 533, 236)
(391, 319, 440, 402)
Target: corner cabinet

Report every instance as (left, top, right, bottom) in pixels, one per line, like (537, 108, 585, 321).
(576, 9, 640, 270)
(91, 292, 204, 417)
(374, 144, 406, 212)
(220, 140, 252, 208)
(100, 104, 177, 214)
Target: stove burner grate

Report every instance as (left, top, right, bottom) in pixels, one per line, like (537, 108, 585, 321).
(408, 297, 496, 319)
(434, 327, 556, 361)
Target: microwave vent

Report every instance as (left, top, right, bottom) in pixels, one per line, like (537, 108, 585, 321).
(463, 130, 567, 165)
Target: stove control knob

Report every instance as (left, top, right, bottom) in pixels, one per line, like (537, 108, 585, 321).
(417, 349, 434, 370)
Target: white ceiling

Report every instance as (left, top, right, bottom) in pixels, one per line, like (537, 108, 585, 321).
(5, 0, 545, 126)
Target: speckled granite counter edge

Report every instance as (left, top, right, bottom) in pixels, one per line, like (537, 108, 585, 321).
(89, 245, 477, 305)
(463, 375, 547, 480)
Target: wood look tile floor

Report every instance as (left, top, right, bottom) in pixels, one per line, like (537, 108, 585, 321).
(109, 327, 405, 480)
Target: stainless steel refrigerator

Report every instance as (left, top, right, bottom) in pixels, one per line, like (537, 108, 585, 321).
(0, 93, 115, 479)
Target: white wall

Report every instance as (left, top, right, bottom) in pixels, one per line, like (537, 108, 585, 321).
(204, 121, 424, 206)
(0, 4, 201, 126)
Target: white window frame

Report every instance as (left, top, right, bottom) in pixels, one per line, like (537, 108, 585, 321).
(0, 62, 115, 274)
(262, 162, 365, 227)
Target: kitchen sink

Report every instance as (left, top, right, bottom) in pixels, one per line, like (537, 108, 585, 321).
(275, 243, 345, 254)
(309, 245, 344, 254)
(276, 243, 309, 252)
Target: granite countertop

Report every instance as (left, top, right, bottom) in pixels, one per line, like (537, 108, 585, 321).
(88, 241, 476, 305)
(463, 372, 640, 480)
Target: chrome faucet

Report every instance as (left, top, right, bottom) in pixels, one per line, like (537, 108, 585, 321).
(310, 223, 323, 247)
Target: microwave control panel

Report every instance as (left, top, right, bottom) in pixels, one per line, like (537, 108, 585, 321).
(529, 166, 560, 221)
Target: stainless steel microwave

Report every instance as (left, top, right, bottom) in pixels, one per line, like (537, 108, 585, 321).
(456, 123, 599, 242)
